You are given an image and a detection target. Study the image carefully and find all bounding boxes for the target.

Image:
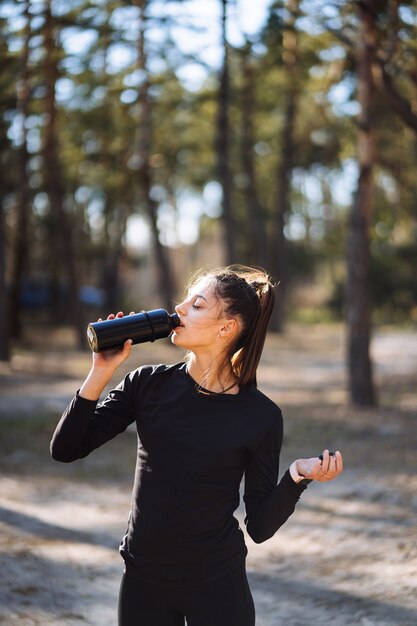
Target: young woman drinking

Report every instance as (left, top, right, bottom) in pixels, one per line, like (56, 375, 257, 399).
(51, 265, 343, 626)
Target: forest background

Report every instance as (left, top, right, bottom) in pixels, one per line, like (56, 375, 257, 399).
(1, 0, 417, 408)
(1, 0, 417, 400)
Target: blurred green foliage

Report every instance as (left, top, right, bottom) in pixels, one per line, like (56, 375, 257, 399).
(1, 0, 417, 341)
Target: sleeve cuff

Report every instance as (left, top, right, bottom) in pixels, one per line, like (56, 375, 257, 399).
(75, 389, 100, 405)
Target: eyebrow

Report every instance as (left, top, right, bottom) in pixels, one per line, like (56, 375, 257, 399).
(194, 293, 208, 302)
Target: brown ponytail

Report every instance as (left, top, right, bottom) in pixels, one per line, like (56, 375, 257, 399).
(187, 265, 275, 388)
(230, 275, 275, 387)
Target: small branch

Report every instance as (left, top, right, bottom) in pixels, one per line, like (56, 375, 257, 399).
(379, 60, 417, 133)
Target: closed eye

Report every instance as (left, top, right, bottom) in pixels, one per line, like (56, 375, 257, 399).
(192, 295, 206, 308)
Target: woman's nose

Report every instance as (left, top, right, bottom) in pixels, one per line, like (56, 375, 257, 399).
(175, 301, 186, 316)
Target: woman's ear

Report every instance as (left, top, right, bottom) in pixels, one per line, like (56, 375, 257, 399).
(218, 318, 238, 338)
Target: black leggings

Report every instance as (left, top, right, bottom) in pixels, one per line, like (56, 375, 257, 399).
(118, 566, 255, 626)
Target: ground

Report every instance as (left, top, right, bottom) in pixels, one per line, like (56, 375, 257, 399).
(0, 323, 416, 626)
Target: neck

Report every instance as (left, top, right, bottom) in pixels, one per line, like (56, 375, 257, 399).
(186, 353, 238, 394)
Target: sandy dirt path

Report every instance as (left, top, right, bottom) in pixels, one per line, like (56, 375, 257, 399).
(1, 324, 416, 625)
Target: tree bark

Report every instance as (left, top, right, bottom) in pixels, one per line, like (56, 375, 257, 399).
(9, 0, 31, 340)
(0, 204, 10, 361)
(270, 0, 299, 332)
(241, 42, 268, 268)
(97, 21, 126, 314)
(346, 0, 377, 406)
(217, 0, 236, 264)
(102, 200, 129, 312)
(43, 0, 84, 347)
(135, 0, 176, 311)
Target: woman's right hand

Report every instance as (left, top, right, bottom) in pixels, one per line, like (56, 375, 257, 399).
(80, 312, 134, 401)
(91, 311, 134, 372)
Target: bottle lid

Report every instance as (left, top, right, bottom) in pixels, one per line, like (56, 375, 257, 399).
(170, 312, 180, 328)
(87, 324, 98, 352)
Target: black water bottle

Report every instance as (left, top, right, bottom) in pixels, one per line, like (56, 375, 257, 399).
(87, 308, 180, 352)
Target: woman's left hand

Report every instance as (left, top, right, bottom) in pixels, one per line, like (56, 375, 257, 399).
(296, 450, 343, 483)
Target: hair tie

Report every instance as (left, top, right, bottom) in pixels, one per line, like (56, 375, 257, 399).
(249, 280, 265, 299)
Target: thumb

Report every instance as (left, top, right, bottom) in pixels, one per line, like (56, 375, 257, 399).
(123, 339, 133, 353)
(117, 339, 133, 362)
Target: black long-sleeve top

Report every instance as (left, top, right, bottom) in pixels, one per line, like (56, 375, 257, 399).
(51, 362, 306, 585)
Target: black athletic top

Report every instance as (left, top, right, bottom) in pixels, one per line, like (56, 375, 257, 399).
(51, 362, 306, 585)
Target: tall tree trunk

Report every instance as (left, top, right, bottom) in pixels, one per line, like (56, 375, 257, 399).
(346, 0, 377, 406)
(43, 0, 84, 347)
(270, 0, 299, 332)
(241, 41, 268, 268)
(9, 0, 31, 340)
(103, 202, 129, 311)
(99, 21, 125, 313)
(135, 0, 175, 311)
(217, 0, 236, 264)
(0, 204, 10, 361)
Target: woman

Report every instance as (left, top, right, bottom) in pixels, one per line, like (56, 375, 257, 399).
(51, 265, 343, 626)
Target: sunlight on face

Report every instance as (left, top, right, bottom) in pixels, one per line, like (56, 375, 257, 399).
(187, 278, 222, 320)
(172, 277, 230, 351)
(182, 279, 228, 335)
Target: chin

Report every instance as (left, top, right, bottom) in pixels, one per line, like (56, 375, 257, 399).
(171, 332, 183, 347)
(171, 333, 194, 352)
